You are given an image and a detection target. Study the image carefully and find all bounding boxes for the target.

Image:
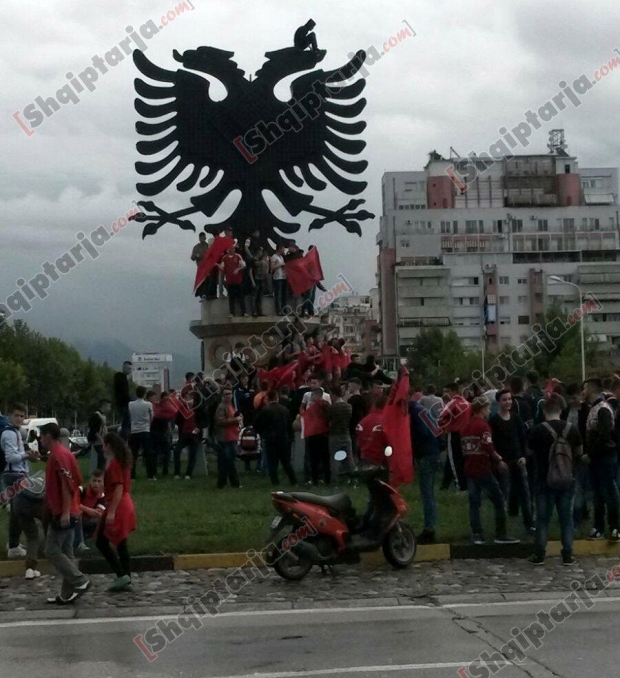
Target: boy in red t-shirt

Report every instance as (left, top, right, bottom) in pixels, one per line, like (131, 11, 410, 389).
(305, 389, 331, 485)
(40, 423, 91, 605)
(74, 470, 106, 553)
(218, 245, 248, 318)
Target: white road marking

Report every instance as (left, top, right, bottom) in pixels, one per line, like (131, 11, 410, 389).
(200, 662, 500, 678)
(0, 596, 619, 629)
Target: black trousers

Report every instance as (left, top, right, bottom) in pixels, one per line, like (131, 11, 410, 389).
(227, 284, 246, 316)
(129, 432, 156, 479)
(174, 433, 200, 478)
(307, 434, 330, 485)
(151, 432, 170, 475)
(264, 439, 297, 485)
(96, 530, 131, 578)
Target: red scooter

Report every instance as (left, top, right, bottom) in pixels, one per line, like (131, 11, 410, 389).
(266, 448, 416, 580)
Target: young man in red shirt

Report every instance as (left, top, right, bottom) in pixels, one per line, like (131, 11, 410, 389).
(218, 245, 248, 318)
(461, 398, 519, 545)
(356, 395, 389, 467)
(214, 387, 242, 488)
(40, 423, 91, 605)
(304, 388, 331, 485)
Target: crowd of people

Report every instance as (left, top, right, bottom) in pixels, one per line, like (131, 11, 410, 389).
(192, 229, 325, 317)
(3, 347, 620, 602)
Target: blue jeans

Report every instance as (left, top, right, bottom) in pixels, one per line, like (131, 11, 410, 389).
(273, 279, 287, 314)
(217, 441, 240, 488)
(590, 457, 619, 533)
(573, 462, 590, 525)
(534, 484, 575, 558)
(417, 455, 440, 532)
(497, 461, 533, 530)
(467, 475, 507, 537)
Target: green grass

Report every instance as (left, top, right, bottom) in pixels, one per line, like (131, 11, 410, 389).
(0, 455, 590, 557)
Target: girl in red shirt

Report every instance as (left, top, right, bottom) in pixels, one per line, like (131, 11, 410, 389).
(96, 432, 137, 592)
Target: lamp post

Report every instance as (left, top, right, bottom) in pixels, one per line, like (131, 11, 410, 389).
(548, 275, 586, 382)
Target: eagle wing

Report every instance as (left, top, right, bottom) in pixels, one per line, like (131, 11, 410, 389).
(133, 50, 238, 197)
(277, 50, 369, 196)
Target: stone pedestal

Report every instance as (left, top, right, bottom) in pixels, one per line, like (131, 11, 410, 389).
(190, 297, 322, 375)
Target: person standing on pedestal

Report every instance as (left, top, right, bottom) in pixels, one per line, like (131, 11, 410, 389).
(219, 246, 248, 318)
(271, 244, 288, 315)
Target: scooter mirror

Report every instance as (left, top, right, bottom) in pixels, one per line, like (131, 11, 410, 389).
(384, 446, 393, 457)
(334, 450, 347, 462)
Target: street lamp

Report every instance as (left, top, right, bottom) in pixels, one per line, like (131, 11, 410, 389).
(548, 275, 585, 382)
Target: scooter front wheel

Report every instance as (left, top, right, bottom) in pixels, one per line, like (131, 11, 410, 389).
(273, 535, 313, 581)
(382, 521, 416, 568)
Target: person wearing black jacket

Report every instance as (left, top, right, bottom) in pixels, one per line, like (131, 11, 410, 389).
(254, 391, 297, 486)
(489, 389, 534, 533)
(113, 361, 132, 439)
(86, 400, 111, 470)
(561, 383, 590, 525)
(583, 378, 619, 540)
(409, 397, 441, 544)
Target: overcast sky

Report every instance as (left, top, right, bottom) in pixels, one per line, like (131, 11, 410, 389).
(2, 0, 619, 369)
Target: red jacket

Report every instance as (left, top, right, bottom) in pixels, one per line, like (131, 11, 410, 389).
(154, 399, 178, 421)
(356, 409, 388, 465)
(45, 443, 82, 517)
(461, 416, 502, 478)
(438, 395, 471, 434)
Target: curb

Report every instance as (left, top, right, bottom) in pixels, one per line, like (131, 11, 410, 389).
(0, 540, 618, 578)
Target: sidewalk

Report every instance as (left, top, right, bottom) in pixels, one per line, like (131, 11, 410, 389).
(1, 554, 619, 620)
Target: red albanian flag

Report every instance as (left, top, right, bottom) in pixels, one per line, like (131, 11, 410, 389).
(284, 247, 324, 296)
(194, 236, 235, 293)
(258, 361, 298, 390)
(382, 366, 414, 487)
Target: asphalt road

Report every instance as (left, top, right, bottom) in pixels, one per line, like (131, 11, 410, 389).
(1, 596, 618, 678)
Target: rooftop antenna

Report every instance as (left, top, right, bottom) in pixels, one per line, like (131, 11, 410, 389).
(547, 129, 567, 154)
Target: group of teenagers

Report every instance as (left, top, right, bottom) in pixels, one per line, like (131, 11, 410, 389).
(0, 402, 136, 604)
(421, 371, 620, 565)
(191, 228, 325, 317)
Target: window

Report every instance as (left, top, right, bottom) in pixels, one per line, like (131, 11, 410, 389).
(500, 317, 511, 325)
(466, 220, 484, 234)
(440, 220, 451, 234)
(400, 239, 410, 248)
(562, 218, 575, 230)
(452, 220, 459, 234)
(499, 296, 510, 304)
(511, 219, 523, 233)
(518, 295, 528, 303)
(469, 297, 480, 305)
(499, 276, 509, 285)
(537, 219, 548, 232)
(518, 315, 530, 325)
(518, 277, 527, 285)
(497, 219, 504, 234)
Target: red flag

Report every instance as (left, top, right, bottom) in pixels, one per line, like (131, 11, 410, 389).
(284, 247, 324, 296)
(321, 343, 333, 372)
(258, 361, 298, 389)
(382, 367, 414, 487)
(194, 236, 235, 293)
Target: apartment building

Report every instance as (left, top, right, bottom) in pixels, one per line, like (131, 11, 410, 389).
(377, 136, 620, 357)
(327, 294, 378, 355)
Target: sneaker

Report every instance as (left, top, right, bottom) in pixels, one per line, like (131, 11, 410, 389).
(528, 526, 537, 535)
(185, 475, 191, 480)
(75, 543, 90, 555)
(587, 529, 604, 540)
(46, 593, 78, 605)
(611, 529, 620, 542)
(562, 555, 576, 566)
(73, 579, 91, 598)
(229, 314, 234, 319)
(108, 574, 132, 592)
(417, 530, 436, 545)
(25, 568, 41, 580)
(494, 536, 521, 544)
(243, 313, 249, 317)
(7, 545, 27, 559)
(473, 534, 485, 545)
(149, 477, 157, 482)
(527, 554, 545, 566)
(174, 475, 181, 480)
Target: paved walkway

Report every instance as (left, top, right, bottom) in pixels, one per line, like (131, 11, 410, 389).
(1, 555, 620, 616)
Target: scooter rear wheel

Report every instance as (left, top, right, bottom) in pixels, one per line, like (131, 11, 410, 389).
(382, 521, 416, 568)
(273, 536, 313, 581)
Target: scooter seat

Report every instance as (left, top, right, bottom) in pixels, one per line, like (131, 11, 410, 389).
(289, 492, 352, 513)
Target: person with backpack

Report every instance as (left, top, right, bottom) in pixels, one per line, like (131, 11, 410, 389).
(1, 403, 39, 559)
(524, 370, 545, 426)
(583, 377, 619, 541)
(526, 393, 583, 565)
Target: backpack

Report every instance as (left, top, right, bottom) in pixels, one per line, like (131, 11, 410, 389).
(543, 422, 573, 490)
(0, 418, 21, 474)
(237, 426, 260, 459)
